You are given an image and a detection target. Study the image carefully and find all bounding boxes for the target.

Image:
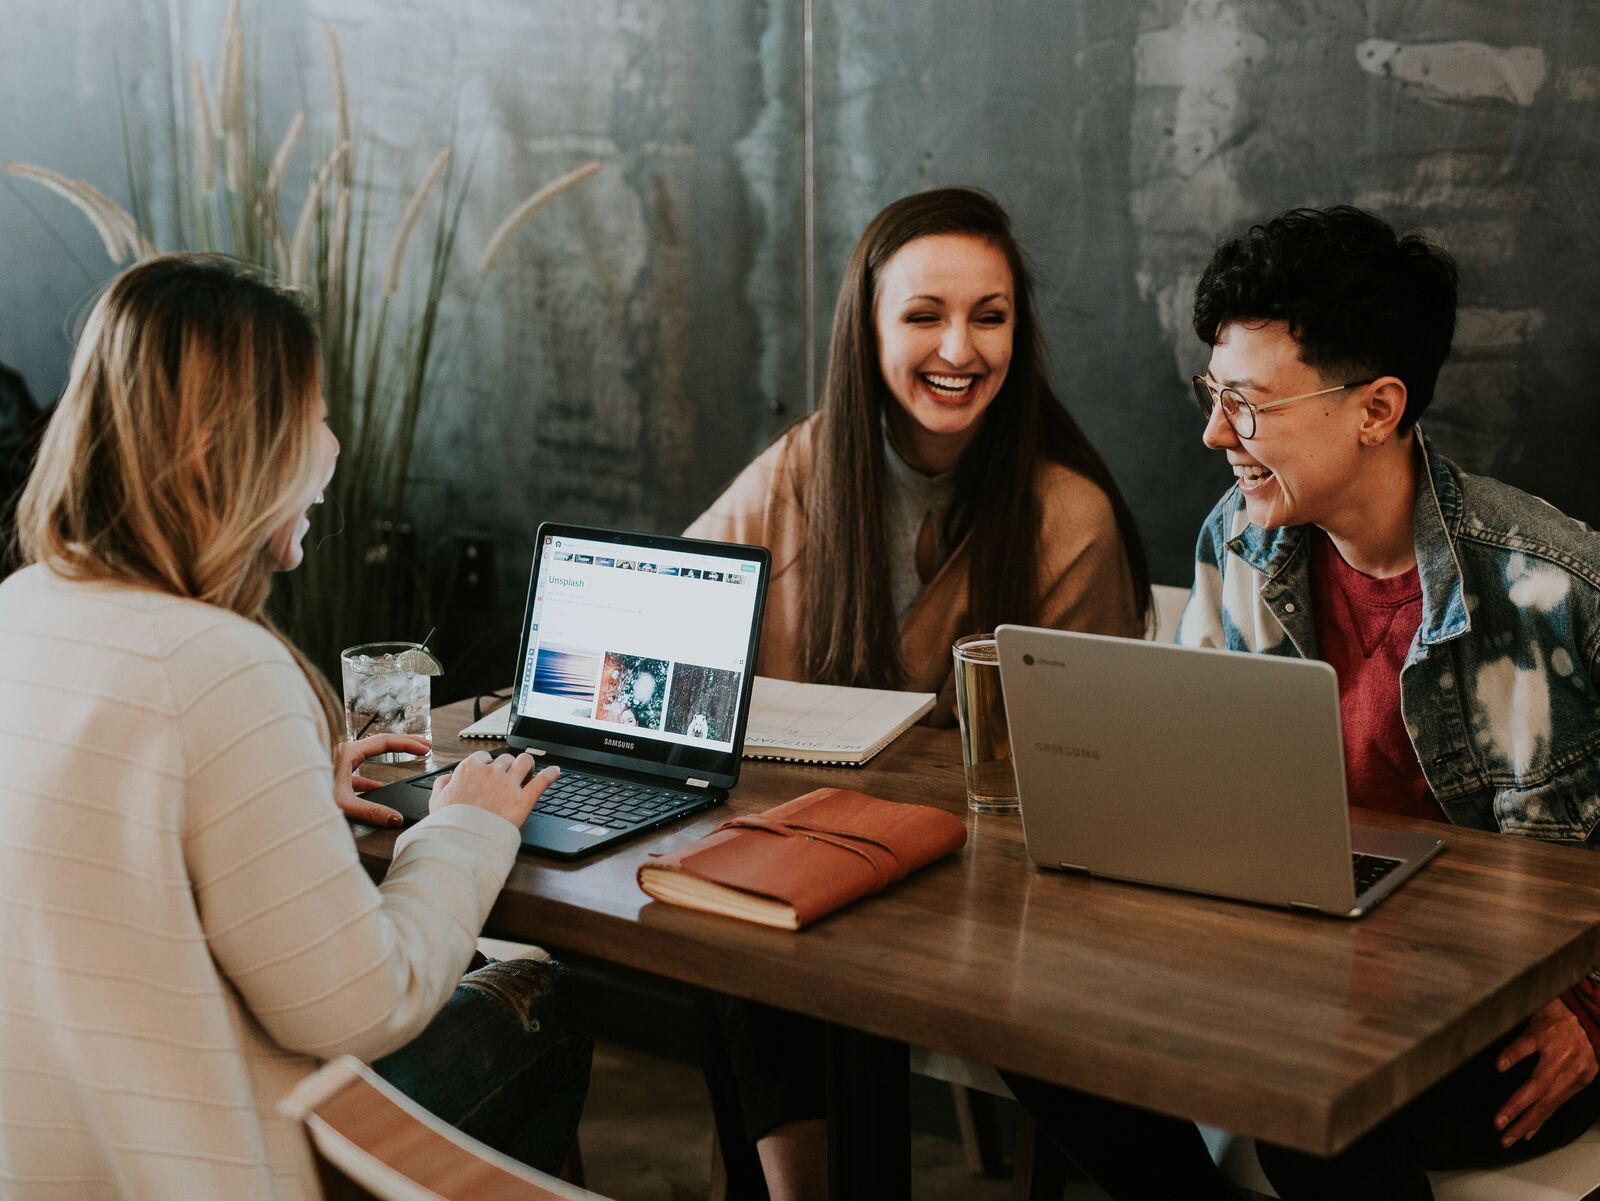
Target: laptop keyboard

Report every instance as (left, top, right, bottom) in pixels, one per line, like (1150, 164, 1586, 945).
(404, 766, 700, 831)
(532, 772, 698, 830)
(1352, 852, 1404, 896)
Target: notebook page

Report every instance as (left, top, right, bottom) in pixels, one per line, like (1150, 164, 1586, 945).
(744, 677, 934, 755)
(461, 677, 933, 757)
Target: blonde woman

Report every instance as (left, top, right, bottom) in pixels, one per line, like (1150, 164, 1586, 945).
(0, 255, 589, 1200)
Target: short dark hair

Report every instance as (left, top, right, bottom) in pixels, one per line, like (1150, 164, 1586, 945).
(1192, 206, 1458, 432)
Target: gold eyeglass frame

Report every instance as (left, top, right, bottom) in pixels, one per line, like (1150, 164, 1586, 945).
(1191, 375, 1376, 439)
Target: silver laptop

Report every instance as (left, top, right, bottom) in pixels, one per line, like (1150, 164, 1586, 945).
(994, 626, 1443, 918)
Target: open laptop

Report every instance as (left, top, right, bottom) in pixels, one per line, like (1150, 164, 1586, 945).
(371, 522, 770, 859)
(994, 626, 1443, 917)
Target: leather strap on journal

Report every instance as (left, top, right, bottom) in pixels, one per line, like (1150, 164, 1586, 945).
(638, 787, 967, 927)
(712, 814, 904, 889)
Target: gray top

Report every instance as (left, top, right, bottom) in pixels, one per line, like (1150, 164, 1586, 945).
(881, 430, 960, 621)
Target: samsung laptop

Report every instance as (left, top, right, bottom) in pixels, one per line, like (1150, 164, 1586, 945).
(994, 626, 1443, 917)
(372, 523, 770, 859)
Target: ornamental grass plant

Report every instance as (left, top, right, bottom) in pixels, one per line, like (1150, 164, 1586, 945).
(7, 1, 599, 675)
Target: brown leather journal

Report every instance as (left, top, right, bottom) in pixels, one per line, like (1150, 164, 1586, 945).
(636, 787, 967, 929)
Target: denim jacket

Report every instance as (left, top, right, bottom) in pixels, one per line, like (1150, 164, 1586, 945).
(1178, 429, 1600, 847)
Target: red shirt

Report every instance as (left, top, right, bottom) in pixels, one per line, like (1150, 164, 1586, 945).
(1309, 529, 1444, 822)
(1313, 532, 1600, 1060)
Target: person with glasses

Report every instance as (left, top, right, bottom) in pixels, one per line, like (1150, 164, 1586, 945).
(1003, 205, 1600, 1200)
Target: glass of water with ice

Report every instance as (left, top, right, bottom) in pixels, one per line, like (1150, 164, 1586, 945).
(340, 642, 438, 763)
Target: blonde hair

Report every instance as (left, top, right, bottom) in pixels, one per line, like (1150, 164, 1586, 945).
(17, 253, 341, 745)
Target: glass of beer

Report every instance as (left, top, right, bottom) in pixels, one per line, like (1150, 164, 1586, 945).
(952, 633, 1019, 814)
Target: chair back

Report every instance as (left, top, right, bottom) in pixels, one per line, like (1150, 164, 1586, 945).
(280, 1056, 604, 1201)
(1148, 583, 1190, 643)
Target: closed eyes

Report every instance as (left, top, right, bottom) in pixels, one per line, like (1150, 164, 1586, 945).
(902, 310, 1010, 326)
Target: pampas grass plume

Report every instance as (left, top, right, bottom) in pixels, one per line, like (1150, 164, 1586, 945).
(264, 110, 305, 201)
(223, 28, 247, 192)
(477, 160, 601, 275)
(73, 177, 148, 259)
(212, 0, 240, 137)
(382, 147, 450, 294)
(4, 163, 128, 261)
(326, 25, 350, 182)
(288, 142, 348, 287)
(190, 58, 216, 190)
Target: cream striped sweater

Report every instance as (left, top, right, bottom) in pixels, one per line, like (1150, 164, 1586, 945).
(0, 565, 521, 1200)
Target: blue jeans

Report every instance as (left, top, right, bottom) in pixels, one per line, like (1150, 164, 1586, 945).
(372, 953, 592, 1175)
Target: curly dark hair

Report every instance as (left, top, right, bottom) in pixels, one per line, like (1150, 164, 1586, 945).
(1192, 206, 1458, 432)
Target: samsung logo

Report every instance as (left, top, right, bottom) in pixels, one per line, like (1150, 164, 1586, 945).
(603, 737, 634, 750)
(1035, 741, 1100, 760)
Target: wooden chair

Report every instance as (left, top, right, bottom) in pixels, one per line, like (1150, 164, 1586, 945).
(279, 1055, 606, 1201)
(910, 1050, 1062, 1198)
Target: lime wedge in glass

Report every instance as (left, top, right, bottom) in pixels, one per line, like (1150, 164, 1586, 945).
(395, 646, 445, 676)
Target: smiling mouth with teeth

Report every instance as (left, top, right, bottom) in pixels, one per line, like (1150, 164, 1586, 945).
(922, 372, 978, 397)
(1234, 465, 1274, 482)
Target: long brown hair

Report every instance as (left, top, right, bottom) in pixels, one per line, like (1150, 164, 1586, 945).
(801, 187, 1150, 688)
(16, 253, 342, 744)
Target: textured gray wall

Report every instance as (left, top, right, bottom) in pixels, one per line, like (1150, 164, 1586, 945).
(2, 1, 178, 400)
(308, 0, 805, 552)
(814, 0, 1600, 584)
(5, 1, 1599, 676)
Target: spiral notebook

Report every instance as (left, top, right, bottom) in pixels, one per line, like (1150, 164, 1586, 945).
(460, 676, 935, 766)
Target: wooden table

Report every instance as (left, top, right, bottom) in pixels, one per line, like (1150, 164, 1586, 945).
(357, 697, 1600, 1195)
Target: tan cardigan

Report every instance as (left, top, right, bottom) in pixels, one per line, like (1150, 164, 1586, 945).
(686, 419, 1144, 725)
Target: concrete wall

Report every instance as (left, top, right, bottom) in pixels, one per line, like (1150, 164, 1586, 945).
(2, 0, 178, 400)
(814, 0, 1600, 582)
(4, 1, 1598, 678)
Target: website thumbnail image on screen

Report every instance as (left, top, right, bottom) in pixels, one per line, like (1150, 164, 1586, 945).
(515, 534, 763, 752)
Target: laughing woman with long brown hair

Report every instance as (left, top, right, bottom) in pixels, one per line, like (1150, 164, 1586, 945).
(686, 188, 1150, 1199)
(0, 254, 589, 1200)
(689, 187, 1148, 726)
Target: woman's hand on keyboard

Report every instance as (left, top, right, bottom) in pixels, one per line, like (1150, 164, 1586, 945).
(430, 749, 561, 829)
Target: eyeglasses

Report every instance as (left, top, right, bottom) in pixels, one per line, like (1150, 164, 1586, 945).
(1191, 375, 1376, 439)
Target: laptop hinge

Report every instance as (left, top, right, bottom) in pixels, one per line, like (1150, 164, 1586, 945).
(1057, 862, 1091, 876)
(1288, 900, 1321, 912)
(686, 778, 711, 789)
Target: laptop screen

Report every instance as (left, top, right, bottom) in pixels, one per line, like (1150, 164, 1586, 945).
(507, 523, 769, 782)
